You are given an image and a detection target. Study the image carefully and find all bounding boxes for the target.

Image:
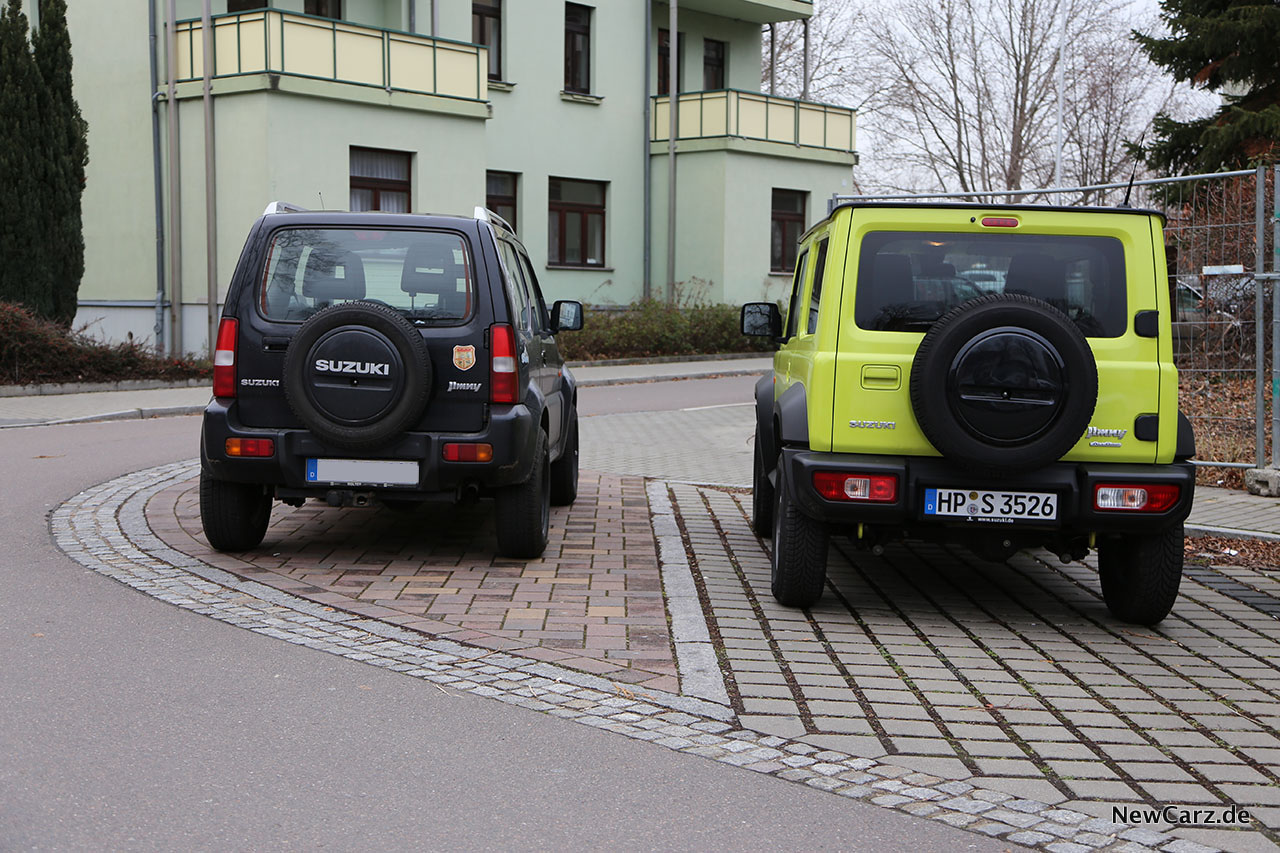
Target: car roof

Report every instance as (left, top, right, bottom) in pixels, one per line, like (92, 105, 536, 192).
(805, 201, 1166, 244)
(261, 210, 486, 231)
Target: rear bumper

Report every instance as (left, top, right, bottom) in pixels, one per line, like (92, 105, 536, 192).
(779, 449, 1195, 535)
(200, 398, 537, 496)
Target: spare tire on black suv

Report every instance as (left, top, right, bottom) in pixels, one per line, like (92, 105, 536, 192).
(199, 204, 584, 559)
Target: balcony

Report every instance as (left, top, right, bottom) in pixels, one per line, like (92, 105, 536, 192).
(674, 0, 813, 24)
(172, 10, 488, 105)
(651, 89, 856, 157)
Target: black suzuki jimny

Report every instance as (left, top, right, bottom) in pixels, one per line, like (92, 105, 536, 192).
(199, 203, 583, 559)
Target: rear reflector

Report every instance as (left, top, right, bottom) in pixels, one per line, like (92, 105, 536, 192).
(981, 217, 1019, 228)
(442, 442, 493, 462)
(813, 472, 898, 503)
(225, 438, 274, 457)
(212, 318, 238, 398)
(490, 323, 518, 404)
(1094, 483, 1180, 512)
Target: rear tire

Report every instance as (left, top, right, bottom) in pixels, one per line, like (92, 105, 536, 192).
(770, 466, 829, 607)
(200, 472, 272, 552)
(549, 414, 579, 506)
(495, 429, 550, 558)
(1097, 524, 1184, 625)
(751, 428, 774, 537)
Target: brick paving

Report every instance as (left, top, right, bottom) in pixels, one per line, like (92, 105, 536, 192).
(148, 471, 680, 694)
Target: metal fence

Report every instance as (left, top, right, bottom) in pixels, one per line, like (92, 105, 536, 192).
(832, 166, 1280, 472)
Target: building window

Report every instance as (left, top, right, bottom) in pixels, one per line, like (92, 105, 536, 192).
(703, 38, 726, 90)
(350, 147, 411, 213)
(657, 29, 687, 96)
(227, 0, 265, 12)
(472, 0, 502, 81)
(304, 0, 341, 18)
(771, 189, 806, 273)
(548, 178, 605, 267)
(564, 3, 591, 94)
(486, 171, 518, 230)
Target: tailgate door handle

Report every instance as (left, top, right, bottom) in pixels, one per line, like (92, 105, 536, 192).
(262, 336, 290, 352)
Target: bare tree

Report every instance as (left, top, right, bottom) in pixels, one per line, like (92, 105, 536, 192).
(765, 0, 1211, 196)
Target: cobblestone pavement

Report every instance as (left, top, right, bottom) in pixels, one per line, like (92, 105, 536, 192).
(664, 481, 1280, 852)
(56, 460, 1204, 853)
(48, 399, 1280, 853)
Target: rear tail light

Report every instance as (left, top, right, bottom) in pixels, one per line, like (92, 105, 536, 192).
(225, 438, 274, 457)
(814, 472, 898, 503)
(212, 318, 238, 398)
(1094, 483, 1180, 512)
(490, 323, 518, 404)
(442, 442, 493, 462)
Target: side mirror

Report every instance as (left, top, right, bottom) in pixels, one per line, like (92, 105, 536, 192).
(741, 302, 781, 338)
(551, 300, 584, 332)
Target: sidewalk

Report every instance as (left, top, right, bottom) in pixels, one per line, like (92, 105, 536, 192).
(2, 355, 1276, 539)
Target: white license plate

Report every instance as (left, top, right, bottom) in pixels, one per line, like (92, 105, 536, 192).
(924, 488, 1058, 522)
(305, 458, 419, 487)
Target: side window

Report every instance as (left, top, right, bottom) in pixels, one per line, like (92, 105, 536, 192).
(497, 241, 532, 332)
(784, 249, 809, 339)
(807, 238, 829, 335)
(517, 252, 551, 332)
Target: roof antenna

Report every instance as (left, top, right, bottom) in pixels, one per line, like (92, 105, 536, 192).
(1120, 135, 1144, 208)
(318, 191, 325, 209)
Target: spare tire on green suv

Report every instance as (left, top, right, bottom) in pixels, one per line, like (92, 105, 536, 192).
(199, 204, 584, 559)
(742, 203, 1195, 625)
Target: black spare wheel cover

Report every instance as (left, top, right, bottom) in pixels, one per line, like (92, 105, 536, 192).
(283, 301, 432, 449)
(909, 293, 1097, 473)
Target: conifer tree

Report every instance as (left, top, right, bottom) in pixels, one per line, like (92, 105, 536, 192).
(33, 0, 87, 327)
(1134, 0, 1280, 172)
(0, 0, 53, 319)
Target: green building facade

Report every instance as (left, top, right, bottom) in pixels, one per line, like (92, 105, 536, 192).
(38, 0, 856, 353)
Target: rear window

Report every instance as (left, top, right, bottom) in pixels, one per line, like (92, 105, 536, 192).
(854, 231, 1127, 337)
(258, 228, 473, 324)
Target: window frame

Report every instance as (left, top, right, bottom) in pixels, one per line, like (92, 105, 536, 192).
(806, 238, 829, 335)
(784, 248, 810, 340)
(657, 29, 686, 96)
(771, 189, 807, 273)
(548, 177, 607, 268)
(349, 147, 412, 213)
(304, 0, 341, 19)
(564, 3, 592, 94)
(472, 0, 502, 81)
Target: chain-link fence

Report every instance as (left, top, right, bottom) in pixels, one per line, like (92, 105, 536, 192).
(833, 166, 1280, 481)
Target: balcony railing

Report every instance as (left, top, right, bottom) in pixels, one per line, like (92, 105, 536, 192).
(173, 10, 488, 103)
(651, 89, 856, 155)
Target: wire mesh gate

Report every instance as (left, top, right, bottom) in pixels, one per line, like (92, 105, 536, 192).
(832, 166, 1280, 477)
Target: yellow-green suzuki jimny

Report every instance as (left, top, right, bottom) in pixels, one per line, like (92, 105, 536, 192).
(742, 203, 1195, 625)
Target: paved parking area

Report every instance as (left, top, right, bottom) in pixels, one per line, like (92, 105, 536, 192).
(68, 398, 1280, 851)
(663, 481, 1280, 851)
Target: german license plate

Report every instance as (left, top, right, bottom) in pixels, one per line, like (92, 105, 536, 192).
(923, 488, 1058, 522)
(305, 458, 419, 487)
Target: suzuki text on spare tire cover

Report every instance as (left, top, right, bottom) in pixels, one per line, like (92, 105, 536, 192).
(741, 202, 1195, 625)
(199, 203, 584, 559)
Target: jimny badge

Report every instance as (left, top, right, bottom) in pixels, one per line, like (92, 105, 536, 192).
(453, 345, 477, 371)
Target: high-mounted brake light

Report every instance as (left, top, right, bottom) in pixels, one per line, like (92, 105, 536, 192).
(212, 318, 238, 398)
(1094, 483, 1180, 513)
(981, 217, 1019, 228)
(490, 323, 518, 404)
(813, 472, 898, 503)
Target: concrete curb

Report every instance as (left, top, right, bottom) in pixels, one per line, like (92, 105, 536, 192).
(1185, 523, 1280, 543)
(0, 404, 206, 430)
(577, 367, 769, 387)
(566, 352, 768, 368)
(0, 378, 209, 398)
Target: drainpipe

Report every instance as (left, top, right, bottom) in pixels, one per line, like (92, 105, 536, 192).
(148, 0, 166, 353)
(431, 0, 439, 36)
(665, 0, 677, 302)
(642, 0, 652, 300)
(768, 23, 775, 95)
(408, 0, 415, 33)
(166, 0, 182, 357)
(202, 0, 217, 357)
(801, 17, 810, 100)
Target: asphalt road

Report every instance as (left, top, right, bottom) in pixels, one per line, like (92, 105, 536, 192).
(1, 379, 1015, 851)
